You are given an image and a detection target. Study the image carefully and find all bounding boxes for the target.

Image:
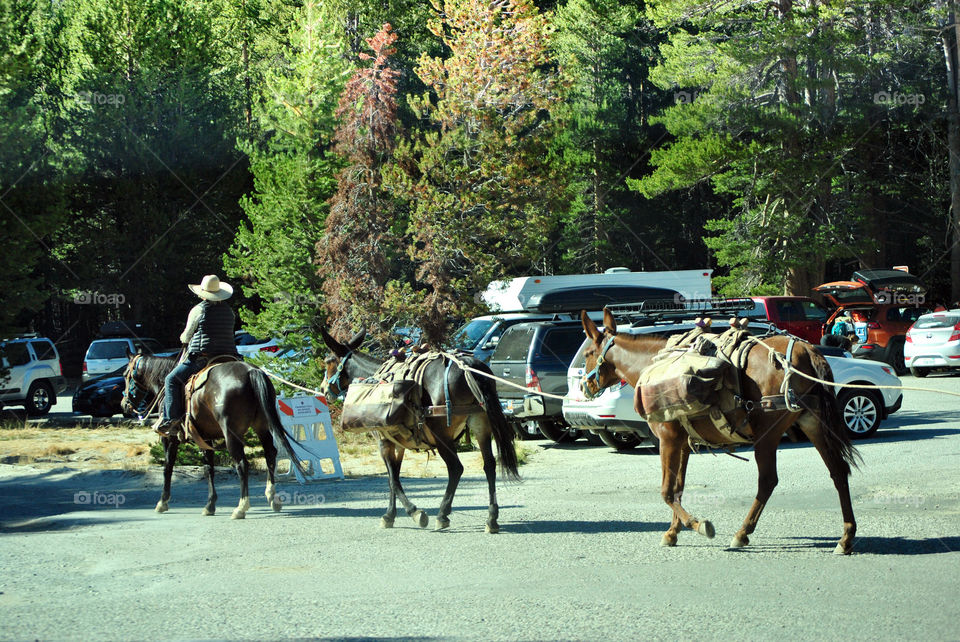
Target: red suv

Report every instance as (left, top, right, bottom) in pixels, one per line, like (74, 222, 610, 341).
(743, 296, 829, 344)
(813, 269, 929, 374)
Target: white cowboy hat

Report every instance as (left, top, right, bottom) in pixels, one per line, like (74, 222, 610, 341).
(188, 274, 234, 301)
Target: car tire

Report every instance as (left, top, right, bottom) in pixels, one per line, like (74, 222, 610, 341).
(837, 388, 881, 439)
(910, 366, 929, 378)
(25, 381, 54, 417)
(597, 431, 643, 451)
(886, 340, 906, 375)
(537, 420, 579, 443)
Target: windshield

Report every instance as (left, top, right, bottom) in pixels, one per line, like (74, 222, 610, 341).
(447, 319, 495, 351)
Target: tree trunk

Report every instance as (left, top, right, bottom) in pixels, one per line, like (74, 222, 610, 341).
(943, 8, 960, 303)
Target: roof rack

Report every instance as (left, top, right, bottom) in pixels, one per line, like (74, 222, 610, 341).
(607, 296, 754, 317)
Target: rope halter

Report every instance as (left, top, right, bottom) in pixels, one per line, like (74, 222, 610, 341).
(581, 335, 617, 400)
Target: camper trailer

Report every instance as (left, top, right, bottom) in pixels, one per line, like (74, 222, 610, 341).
(448, 268, 713, 362)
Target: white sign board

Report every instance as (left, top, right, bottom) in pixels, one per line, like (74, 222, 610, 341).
(275, 395, 344, 483)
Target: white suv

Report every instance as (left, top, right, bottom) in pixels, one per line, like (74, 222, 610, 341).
(563, 320, 904, 447)
(83, 337, 165, 381)
(0, 336, 68, 416)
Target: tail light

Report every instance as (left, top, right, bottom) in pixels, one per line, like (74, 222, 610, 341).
(260, 345, 280, 353)
(947, 320, 960, 341)
(59, 361, 63, 376)
(525, 367, 541, 391)
(82, 361, 87, 373)
(905, 330, 913, 343)
(867, 322, 880, 329)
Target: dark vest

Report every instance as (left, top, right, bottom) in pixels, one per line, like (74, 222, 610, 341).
(187, 301, 236, 355)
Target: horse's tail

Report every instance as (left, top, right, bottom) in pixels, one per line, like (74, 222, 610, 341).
(471, 361, 520, 482)
(809, 349, 861, 473)
(248, 368, 308, 476)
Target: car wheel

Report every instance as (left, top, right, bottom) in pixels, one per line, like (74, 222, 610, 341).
(909, 366, 929, 378)
(597, 431, 643, 451)
(537, 420, 580, 443)
(887, 340, 906, 375)
(837, 389, 881, 439)
(25, 381, 54, 417)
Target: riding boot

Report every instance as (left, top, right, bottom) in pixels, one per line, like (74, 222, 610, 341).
(155, 417, 182, 438)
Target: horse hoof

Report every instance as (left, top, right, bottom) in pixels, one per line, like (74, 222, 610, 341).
(411, 510, 428, 529)
(834, 543, 852, 555)
(697, 520, 715, 539)
(201, 507, 215, 516)
(485, 522, 500, 534)
(730, 535, 748, 548)
(380, 517, 395, 529)
(231, 509, 246, 520)
(435, 517, 450, 531)
(271, 500, 282, 513)
(155, 501, 168, 513)
(660, 534, 677, 547)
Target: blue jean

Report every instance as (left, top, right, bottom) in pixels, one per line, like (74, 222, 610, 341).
(163, 356, 206, 421)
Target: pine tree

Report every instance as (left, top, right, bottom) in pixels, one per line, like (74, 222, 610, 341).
(224, 0, 350, 339)
(387, 0, 564, 342)
(318, 24, 403, 341)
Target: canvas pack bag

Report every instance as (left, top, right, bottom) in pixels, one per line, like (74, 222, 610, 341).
(636, 350, 730, 424)
(341, 379, 423, 434)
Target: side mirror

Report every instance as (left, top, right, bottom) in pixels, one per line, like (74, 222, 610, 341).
(482, 336, 500, 351)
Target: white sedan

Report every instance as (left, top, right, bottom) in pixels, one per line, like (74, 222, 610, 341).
(562, 322, 903, 449)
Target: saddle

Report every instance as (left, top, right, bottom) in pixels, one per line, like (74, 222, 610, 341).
(181, 355, 242, 450)
(340, 351, 485, 451)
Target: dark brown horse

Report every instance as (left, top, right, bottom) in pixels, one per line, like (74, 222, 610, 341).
(580, 309, 860, 554)
(320, 328, 519, 533)
(121, 354, 304, 519)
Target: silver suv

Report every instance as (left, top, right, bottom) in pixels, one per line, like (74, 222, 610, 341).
(83, 337, 164, 381)
(0, 336, 67, 416)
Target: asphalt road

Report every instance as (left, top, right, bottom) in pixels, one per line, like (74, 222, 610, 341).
(1, 374, 959, 640)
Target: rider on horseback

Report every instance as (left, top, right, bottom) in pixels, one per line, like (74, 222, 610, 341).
(155, 275, 238, 437)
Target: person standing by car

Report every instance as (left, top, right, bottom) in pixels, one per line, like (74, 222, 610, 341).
(155, 275, 238, 437)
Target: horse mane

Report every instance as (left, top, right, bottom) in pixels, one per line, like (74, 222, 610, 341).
(614, 332, 668, 351)
(137, 354, 178, 385)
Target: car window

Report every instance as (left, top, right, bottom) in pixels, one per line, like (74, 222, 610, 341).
(886, 307, 929, 323)
(87, 341, 130, 359)
(134, 339, 163, 354)
(30, 340, 56, 361)
(775, 301, 804, 322)
(538, 327, 585, 362)
(913, 313, 960, 329)
(742, 301, 766, 319)
(801, 301, 828, 322)
(448, 319, 495, 351)
(1, 342, 31, 367)
(491, 327, 536, 361)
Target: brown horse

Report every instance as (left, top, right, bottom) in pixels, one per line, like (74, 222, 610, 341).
(121, 354, 305, 519)
(580, 309, 860, 554)
(320, 328, 519, 533)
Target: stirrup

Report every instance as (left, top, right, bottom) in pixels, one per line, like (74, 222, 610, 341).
(155, 418, 182, 438)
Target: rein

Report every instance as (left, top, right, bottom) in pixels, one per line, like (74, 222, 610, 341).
(325, 350, 354, 397)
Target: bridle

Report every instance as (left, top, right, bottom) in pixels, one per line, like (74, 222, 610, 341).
(323, 350, 353, 398)
(581, 335, 617, 400)
(123, 355, 156, 418)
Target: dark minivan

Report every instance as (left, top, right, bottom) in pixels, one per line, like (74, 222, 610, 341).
(488, 320, 586, 441)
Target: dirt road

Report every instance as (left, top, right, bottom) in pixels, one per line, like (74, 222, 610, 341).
(1, 375, 959, 640)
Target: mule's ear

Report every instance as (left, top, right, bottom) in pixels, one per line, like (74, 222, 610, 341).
(582, 310, 601, 343)
(320, 327, 348, 357)
(347, 329, 366, 351)
(603, 308, 618, 335)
